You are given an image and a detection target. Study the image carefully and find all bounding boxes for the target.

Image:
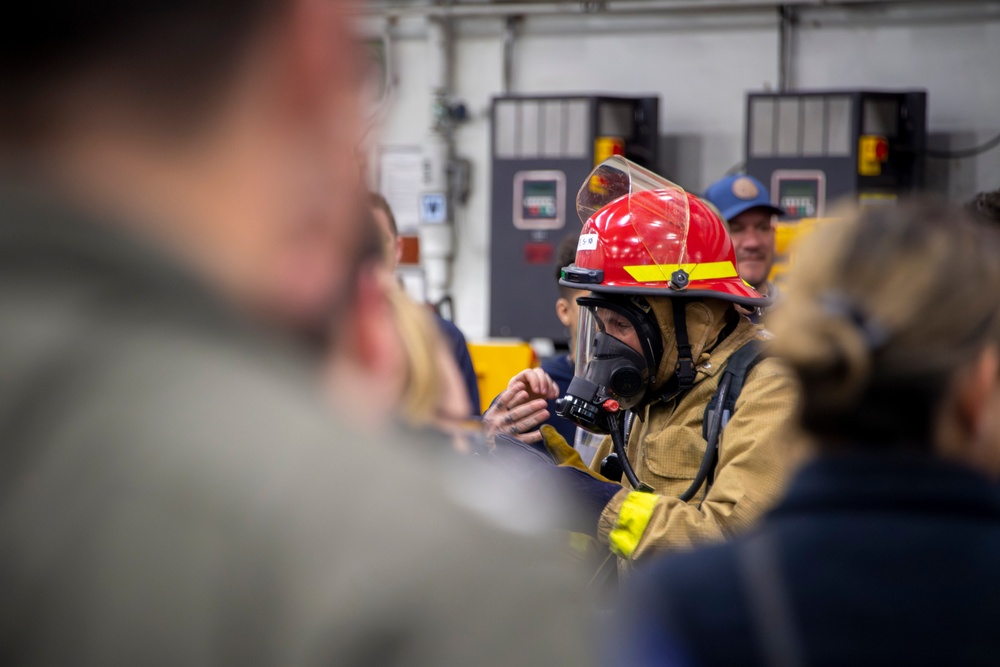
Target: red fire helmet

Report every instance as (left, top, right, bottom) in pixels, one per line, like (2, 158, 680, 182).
(560, 156, 769, 308)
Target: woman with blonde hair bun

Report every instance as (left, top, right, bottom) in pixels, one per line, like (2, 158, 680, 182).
(619, 199, 1000, 666)
(773, 199, 1000, 448)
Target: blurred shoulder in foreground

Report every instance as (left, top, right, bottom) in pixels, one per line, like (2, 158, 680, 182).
(0, 0, 595, 663)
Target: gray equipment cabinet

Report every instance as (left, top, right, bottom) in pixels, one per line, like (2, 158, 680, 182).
(744, 90, 926, 221)
(489, 94, 659, 343)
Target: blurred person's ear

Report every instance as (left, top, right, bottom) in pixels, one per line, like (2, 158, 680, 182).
(939, 345, 1000, 476)
(959, 346, 999, 436)
(966, 346, 1000, 472)
(393, 237, 404, 267)
(556, 298, 573, 328)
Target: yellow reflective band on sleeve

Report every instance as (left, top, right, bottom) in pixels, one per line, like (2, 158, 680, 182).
(608, 491, 659, 559)
(623, 261, 738, 284)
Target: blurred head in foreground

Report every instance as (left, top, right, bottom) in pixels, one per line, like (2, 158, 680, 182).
(769, 199, 1000, 473)
(0, 2, 597, 664)
(1, 0, 368, 342)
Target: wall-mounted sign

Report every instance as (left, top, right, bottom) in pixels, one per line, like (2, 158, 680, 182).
(420, 192, 448, 224)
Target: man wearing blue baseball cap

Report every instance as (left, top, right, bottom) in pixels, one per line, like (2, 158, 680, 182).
(703, 175, 785, 321)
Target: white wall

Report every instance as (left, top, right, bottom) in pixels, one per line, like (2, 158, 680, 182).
(370, 2, 1000, 341)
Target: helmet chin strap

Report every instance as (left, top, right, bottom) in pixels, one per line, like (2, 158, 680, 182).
(671, 299, 697, 392)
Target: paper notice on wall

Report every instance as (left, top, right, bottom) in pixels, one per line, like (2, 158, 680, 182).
(378, 147, 425, 234)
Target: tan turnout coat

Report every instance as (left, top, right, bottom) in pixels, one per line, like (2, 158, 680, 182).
(588, 302, 801, 562)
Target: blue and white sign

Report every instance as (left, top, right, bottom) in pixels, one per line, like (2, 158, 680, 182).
(420, 193, 448, 224)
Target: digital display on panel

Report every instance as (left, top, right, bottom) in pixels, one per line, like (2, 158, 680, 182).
(779, 181, 819, 219)
(522, 180, 559, 220)
(513, 170, 566, 230)
(771, 170, 826, 221)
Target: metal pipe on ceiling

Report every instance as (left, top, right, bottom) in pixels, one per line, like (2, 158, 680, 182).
(361, 0, 950, 19)
(502, 16, 520, 94)
(778, 4, 797, 92)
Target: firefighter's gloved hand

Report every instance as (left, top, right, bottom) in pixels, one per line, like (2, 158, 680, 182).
(540, 425, 614, 483)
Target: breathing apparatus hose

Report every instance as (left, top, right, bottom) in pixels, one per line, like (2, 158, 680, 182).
(600, 369, 731, 501)
(606, 411, 654, 493)
(677, 372, 732, 502)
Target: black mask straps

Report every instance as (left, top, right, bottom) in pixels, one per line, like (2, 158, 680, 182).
(672, 298, 697, 392)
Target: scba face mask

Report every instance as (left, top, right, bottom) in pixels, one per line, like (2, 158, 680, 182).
(557, 296, 662, 434)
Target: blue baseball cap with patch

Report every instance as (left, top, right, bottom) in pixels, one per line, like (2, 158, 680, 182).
(702, 174, 785, 222)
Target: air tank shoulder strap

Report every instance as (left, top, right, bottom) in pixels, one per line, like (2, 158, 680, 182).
(701, 339, 764, 443)
(649, 338, 766, 504)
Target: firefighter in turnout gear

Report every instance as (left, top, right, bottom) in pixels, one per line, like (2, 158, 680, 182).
(548, 156, 801, 565)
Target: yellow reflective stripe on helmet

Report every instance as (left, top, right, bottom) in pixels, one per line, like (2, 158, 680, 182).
(608, 491, 658, 559)
(623, 261, 738, 283)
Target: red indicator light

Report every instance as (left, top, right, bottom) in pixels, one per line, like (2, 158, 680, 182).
(875, 139, 889, 161)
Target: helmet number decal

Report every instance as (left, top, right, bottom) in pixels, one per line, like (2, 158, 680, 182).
(578, 234, 599, 252)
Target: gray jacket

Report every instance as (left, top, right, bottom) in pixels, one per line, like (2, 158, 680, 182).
(0, 186, 593, 666)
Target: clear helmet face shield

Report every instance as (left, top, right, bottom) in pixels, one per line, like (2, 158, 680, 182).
(575, 155, 693, 281)
(557, 297, 662, 433)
